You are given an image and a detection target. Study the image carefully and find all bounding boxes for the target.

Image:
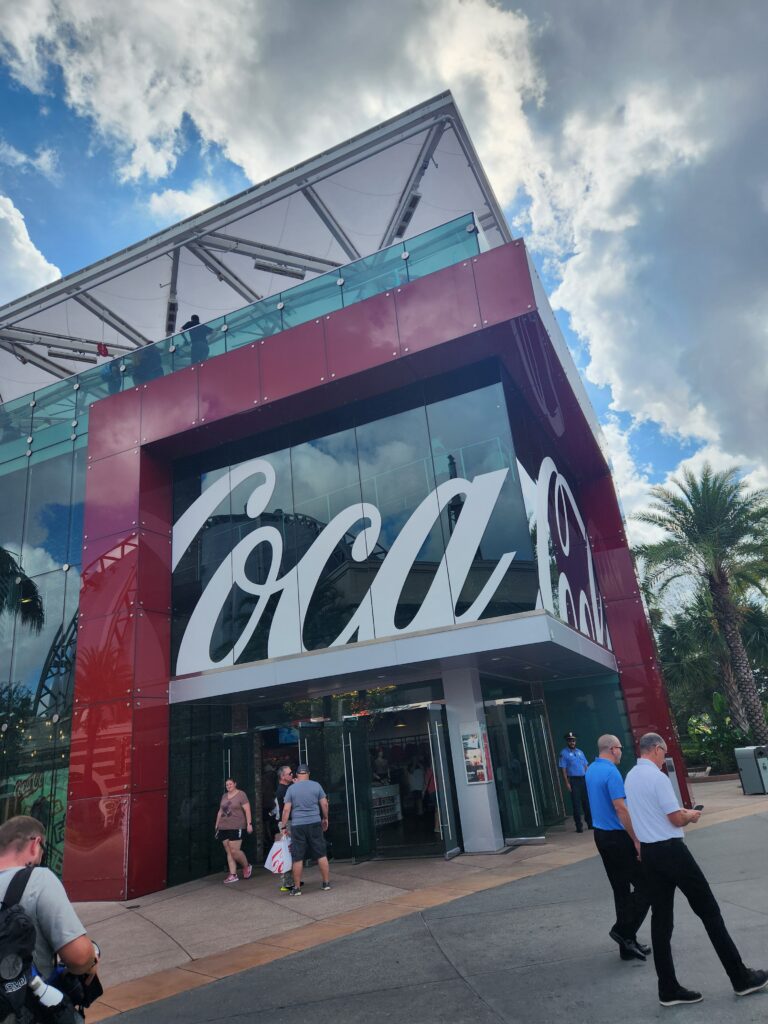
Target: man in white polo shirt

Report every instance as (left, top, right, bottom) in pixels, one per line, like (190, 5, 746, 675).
(625, 732, 767, 1007)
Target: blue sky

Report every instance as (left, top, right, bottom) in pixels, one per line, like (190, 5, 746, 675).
(1, 0, 766, 539)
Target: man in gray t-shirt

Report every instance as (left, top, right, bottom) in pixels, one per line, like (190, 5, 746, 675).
(0, 815, 100, 980)
(279, 766, 331, 894)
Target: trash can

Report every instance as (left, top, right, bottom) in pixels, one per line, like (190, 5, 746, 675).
(735, 746, 768, 795)
(756, 747, 768, 792)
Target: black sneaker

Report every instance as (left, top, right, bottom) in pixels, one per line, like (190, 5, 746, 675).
(620, 941, 647, 962)
(288, 886, 302, 896)
(659, 987, 703, 1007)
(733, 967, 768, 997)
(321, 881, 331, 891)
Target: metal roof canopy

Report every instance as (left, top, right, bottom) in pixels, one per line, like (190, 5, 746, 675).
(0, 92, 511, 390)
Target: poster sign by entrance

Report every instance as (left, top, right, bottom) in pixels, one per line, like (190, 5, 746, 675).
(461, 724, 493, 784)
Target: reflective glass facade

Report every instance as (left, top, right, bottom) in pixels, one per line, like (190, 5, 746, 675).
(171, 365, 538, 674)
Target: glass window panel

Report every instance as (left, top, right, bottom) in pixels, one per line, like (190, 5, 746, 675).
(9, 568, 66, 699)
(30, 381, 77, 452)
(341, 244, 408, 306)
(0, 456, 29, 561)
(356, 405, 446, 634)
(230, 448, 299, 663)
(67, 440, 88, 567)
(426, 381, 537, 619)
(225, 296, 283, 350)
(290, 429, 368, 651)
(21, 442, 75, 573)
(406, 213, 479, 282)
(172, 315, 227, 369)
(0, 395, 34, 465)
(280, 272, 342, 328)
(172, 465, 235, 674)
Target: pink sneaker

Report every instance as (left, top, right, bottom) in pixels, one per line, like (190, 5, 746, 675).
(223, 874, 239, 884)
(243, 864, 253, 880)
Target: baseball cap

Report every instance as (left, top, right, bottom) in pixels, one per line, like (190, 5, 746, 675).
(296, 764, 310, 774)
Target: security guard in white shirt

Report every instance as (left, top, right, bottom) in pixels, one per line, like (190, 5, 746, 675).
(625, 732, 767, 1007)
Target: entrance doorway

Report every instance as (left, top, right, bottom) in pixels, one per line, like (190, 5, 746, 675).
(297, 703, 459, 860)
(485, 699, 563, 840)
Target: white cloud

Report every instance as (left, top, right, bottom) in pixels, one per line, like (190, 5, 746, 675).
(0, 139, 60, 181)
(0, 0, 541, 186)
(0, 195, 60, 304)
(147, 179, 229, 224)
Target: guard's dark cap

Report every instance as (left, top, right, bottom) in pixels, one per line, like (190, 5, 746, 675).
(565, 732, 577, 740)
(296, 764, 310, 774)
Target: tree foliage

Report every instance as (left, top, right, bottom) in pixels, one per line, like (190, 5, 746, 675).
(635, 463, 768, 744)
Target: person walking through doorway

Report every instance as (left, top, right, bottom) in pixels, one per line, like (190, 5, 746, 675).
(279, 765, 331, 894)
(559, 732, 592, 832)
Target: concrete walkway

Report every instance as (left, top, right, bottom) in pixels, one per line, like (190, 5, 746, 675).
(78, 779, 766, 1021)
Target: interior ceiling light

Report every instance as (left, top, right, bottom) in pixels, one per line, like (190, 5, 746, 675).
(394, 717, 407, 728)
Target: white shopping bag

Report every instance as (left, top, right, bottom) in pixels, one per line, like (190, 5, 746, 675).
(265, 834, 292, 874)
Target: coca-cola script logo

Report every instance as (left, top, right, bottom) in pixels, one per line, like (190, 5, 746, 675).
(535, 456, 609, 648)
(173, 458, 518, 675)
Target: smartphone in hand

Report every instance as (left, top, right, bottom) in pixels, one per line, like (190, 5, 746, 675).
(693, 804, 704, 811)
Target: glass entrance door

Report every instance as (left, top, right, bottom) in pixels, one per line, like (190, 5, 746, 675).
(427, 704, 460, 857)
(485, 701, 542, 839)
(519, 704, 564, 826)
(297, 720, 373, 861)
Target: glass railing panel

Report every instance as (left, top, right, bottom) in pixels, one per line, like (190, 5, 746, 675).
(75, 362, 123, 419)
(280, 272, 342, 328)
(0, 395, 34, 465)
(225, 296, 284, 350)
(122, 339, 173, 388)
(171, 316, 227, 369)
(405, 213, 479, 281)
(30, 379, 78, 452)
(341, 242, 408, 306)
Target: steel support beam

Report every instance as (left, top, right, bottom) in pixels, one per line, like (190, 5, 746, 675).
(199, 233, 341, 275)
(0, 326, 133, 355)
(187, 244, 262, 304)
(74, 293, 149, 348)
(302, 185, 361, 261)
(47, 349, 97, 364)
(379, 123, 444, 248)
(165, 249, 180, 337)
(0, 339, 71, 378)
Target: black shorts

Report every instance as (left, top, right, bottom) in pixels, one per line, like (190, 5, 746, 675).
(217, 828, 244, 841)
(290, 822, 327, 861)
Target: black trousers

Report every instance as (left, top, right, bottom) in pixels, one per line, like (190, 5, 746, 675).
(594, 828, 650, 941)
(568, 776, 592, 829)
(641, 838, 745, 992)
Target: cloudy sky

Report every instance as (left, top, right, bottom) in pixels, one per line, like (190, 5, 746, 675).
(0, 0, 766, 542)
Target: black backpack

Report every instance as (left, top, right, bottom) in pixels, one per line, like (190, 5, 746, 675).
(0, 867, 37, 1021)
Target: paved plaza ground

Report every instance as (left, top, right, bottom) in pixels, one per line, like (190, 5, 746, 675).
(82, 781, 767, 1022)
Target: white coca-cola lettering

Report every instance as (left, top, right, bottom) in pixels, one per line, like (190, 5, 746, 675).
(535, 456, 609, 648)
(172, 458, 516, 674)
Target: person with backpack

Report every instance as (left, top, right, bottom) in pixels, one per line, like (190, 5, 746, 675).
(0, 816, 100, 1021)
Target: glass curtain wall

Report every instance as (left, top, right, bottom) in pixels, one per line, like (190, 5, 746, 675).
(171, 364, 538, 672)
(0, 401, 85, 872)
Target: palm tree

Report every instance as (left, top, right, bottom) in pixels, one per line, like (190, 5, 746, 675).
(656, 590, 749, 733)
(635, 463, 768, 744)
(0, 546, 44, 633)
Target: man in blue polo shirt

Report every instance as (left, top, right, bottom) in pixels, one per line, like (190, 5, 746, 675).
(586, 733, 650, 963)
(558, 732, 592, 832)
